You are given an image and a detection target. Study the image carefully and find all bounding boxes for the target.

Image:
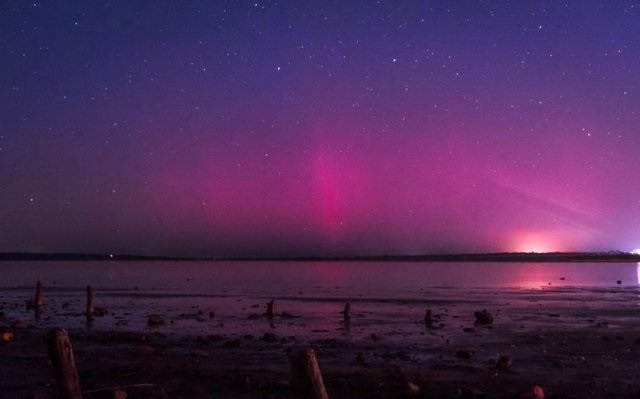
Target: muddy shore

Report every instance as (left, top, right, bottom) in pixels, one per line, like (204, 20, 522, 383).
(2, 285, 640, 398)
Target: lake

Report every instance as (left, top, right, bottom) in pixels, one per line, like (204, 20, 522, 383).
(1, 260, 638, 291)
(1, 260, 639, 339)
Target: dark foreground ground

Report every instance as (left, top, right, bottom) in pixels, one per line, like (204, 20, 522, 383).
(3, 286, 640, 399)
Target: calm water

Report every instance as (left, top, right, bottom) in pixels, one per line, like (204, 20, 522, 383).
(1, 261, 639, 338)
(1, 260, 638, 292)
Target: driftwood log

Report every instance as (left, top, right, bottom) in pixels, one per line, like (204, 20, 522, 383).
(43, 328, 166, 399)
(290, 348, 329, 399)
(44, 328, 82, 399)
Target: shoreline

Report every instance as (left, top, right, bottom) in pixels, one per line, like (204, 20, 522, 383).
(2, 251, 640, 263)
(2, 284, 640, 398)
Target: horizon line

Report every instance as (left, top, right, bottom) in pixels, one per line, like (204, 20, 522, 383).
(1, 250, 640, 263)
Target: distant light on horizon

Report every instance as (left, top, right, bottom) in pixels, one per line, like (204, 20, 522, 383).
(512, 232, 561, 254)
(631, 249, 640, 255)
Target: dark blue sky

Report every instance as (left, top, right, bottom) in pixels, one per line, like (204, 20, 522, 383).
(2, 1, 640, 257)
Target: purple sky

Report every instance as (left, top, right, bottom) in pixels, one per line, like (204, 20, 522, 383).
(1, 1, 640, 257)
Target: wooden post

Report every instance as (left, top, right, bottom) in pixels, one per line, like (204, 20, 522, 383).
(266, 299, 275, 319)
(35, 280, 43, 307)
(290, 348, 329, 399)
(27, 280, 44, 310)
(343, 303, 351, 322)
(44, 328, 83, 399)
(86, 286, 94, 321)
(424, 309, 434, 328)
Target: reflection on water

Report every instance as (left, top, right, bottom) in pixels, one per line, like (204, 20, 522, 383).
(1, 260, 639, 339)
(0, 260, 636, 293)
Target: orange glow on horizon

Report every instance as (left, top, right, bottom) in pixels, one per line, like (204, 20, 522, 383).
(511, 232, 563, 253)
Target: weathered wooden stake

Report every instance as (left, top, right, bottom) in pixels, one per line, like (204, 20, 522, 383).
(424, 309, 434, 328)
(44, 328, 83, 399)
(290, 348, 329, 399)
(343, 302, 351, 322)
(266, 299, 275, 319)
(85, 285, 94, 321)
(35, 280, 43, 307)
(27, 280, 44, 310)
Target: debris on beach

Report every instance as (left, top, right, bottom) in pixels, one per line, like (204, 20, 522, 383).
(96, 331, 149, 344)
(147, 315, 166, 326)
(0, 327, 13, 342)
(223, 339, 242, 348)
(266, 300, 275, 319)
(261, 332, 277, 342)
(405, 381, 420, 396)
(496, 354, 512, 371)
(474, 309, 494, 325)
(342, 302, 352, 322)
(519, 385, 545, 399)
(424, 309, 434, 327)
(455, 386, 485, 398)
(281, 311, 301, 319)
(456, 349, 473, 359)
(424, 309, 436, 328)
(84, 384, 167, 399)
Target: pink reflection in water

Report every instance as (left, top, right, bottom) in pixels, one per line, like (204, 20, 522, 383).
(0, 261, 637, 294)
(1, 261, 639, 344)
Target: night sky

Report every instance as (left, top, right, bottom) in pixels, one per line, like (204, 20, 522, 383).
(1, 1, 640, 257)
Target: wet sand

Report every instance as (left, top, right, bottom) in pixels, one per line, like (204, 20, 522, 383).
(2, 284, 640, 398)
